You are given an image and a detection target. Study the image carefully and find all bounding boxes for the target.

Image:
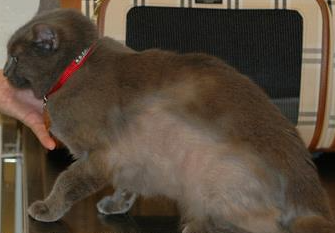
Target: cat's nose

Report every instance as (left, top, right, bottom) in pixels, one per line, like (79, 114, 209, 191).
(3, 61, 10, 77)
(2, 69, 7, 77)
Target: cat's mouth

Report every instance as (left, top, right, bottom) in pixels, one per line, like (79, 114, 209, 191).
(3, 56, 30, 88)
(6, 74, 31, 89)
(5, 71, 45, 99)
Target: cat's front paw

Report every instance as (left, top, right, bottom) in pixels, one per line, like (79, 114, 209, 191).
(97, 196, 116, 215)
(28, 200, 65, 222)
(97, 191, 137, 215)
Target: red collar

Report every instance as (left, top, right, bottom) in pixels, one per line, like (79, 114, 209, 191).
(43, 45, 95, 104)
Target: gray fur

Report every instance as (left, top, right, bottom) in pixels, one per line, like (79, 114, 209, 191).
(4, 9, 335, 233)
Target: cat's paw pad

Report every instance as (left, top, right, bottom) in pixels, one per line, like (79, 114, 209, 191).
(28, 200, 63, 222)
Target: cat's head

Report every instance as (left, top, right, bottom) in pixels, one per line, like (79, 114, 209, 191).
(3, 9, 98, 98)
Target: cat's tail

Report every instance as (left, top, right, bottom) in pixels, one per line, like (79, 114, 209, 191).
(288, 215, 335, 233)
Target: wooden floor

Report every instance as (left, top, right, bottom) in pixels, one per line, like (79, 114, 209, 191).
(21, 129, 335, 233)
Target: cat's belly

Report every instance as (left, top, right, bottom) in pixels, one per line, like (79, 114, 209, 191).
(110, 106, 221, 198)
(109, 104, 280, 207)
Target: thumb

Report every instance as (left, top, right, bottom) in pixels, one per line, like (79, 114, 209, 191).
(28, 121, 56, 150)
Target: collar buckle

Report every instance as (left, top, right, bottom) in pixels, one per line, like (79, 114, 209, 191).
(43, 96, 48, 107)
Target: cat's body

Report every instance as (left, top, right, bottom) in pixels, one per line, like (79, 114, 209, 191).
(4, 9, 335, 233)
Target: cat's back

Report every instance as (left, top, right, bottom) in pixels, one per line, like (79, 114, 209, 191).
(121, 49, 298, 140)
(93, 40, 303, 154)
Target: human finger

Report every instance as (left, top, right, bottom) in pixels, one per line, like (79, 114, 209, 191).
(29, 122, 56, 150)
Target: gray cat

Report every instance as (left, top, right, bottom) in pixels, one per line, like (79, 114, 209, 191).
(4, 9, 335, 233)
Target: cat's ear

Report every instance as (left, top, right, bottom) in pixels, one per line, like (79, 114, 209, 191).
(32, 24, 59, 52)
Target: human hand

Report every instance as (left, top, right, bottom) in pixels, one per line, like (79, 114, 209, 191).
(0, 70, 56, 150)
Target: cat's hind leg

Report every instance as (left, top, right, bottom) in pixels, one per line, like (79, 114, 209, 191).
(28, 150, 112, 222)
(182, 218, 255, 233)
(288, 215, 335, 233)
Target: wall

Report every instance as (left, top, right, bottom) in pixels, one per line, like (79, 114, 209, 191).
(0, 0, 39, 67)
